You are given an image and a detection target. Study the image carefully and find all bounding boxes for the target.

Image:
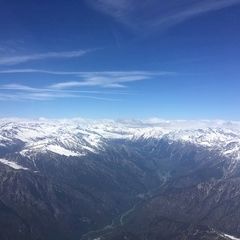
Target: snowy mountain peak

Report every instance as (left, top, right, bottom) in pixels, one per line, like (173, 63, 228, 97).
(0, 119, 240, 161)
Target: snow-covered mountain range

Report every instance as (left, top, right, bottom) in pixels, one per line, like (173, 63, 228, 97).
(1, 118, 240, 240)
(0, 118, 240, 162)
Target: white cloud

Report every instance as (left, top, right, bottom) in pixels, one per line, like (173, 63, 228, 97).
(1, 84, 37, 91)
(0, 70, 175, 101)
(86, 0, 240, 31)
(0, 69, 174, 88)
(0, 69, 172, 76)
(49, 71, 172, 89)
(0, 49, 91, 65)
(0, 83, 124, 102)
(49, 81, 87, 89)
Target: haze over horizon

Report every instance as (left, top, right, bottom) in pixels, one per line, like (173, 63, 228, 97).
(0, 0, 240, 119)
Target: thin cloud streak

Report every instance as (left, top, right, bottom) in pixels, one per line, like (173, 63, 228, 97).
(0, 92, 120, 102)
(87, 0, 240, 31)
(50, 75, 149, 89)
(0, 83, 124, 102)
(49, 70, 174, 88)
(0, 84, 128, 95)
(151, 0, 240, 30)
(0, 69, 175, 88)
(0, 69, 174, 76)
(0, 49, 91, 65)
(0, 70, 175, 101)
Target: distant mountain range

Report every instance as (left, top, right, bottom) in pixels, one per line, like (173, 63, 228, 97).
(0, 118, 240, 240)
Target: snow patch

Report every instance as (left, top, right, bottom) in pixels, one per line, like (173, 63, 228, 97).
(46, 145, 80, 157)
(222, 233, 240, 240)
(0, 158, 28, 170)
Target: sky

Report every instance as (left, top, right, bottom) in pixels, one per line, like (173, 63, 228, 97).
(0, 0, 240, 120)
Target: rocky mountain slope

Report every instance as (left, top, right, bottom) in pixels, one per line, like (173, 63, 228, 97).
(0, 118, 240, 240)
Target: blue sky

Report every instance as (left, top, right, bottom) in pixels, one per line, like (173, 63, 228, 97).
(0, 0, 240, 119)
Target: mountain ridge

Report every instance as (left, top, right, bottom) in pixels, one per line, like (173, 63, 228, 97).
(0, 118, 240, 239)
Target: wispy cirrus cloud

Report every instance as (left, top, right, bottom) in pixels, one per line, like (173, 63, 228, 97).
(0, 49, 91, 65)
(86, 0, 240, 31)
(0, 92, 118, 101)
(0, 83, 128, 94)
(50, 72, 154, 88)
(0, 69, 174, 88)
(0, 83, 122, 101)
(0, 70, 175, 101)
